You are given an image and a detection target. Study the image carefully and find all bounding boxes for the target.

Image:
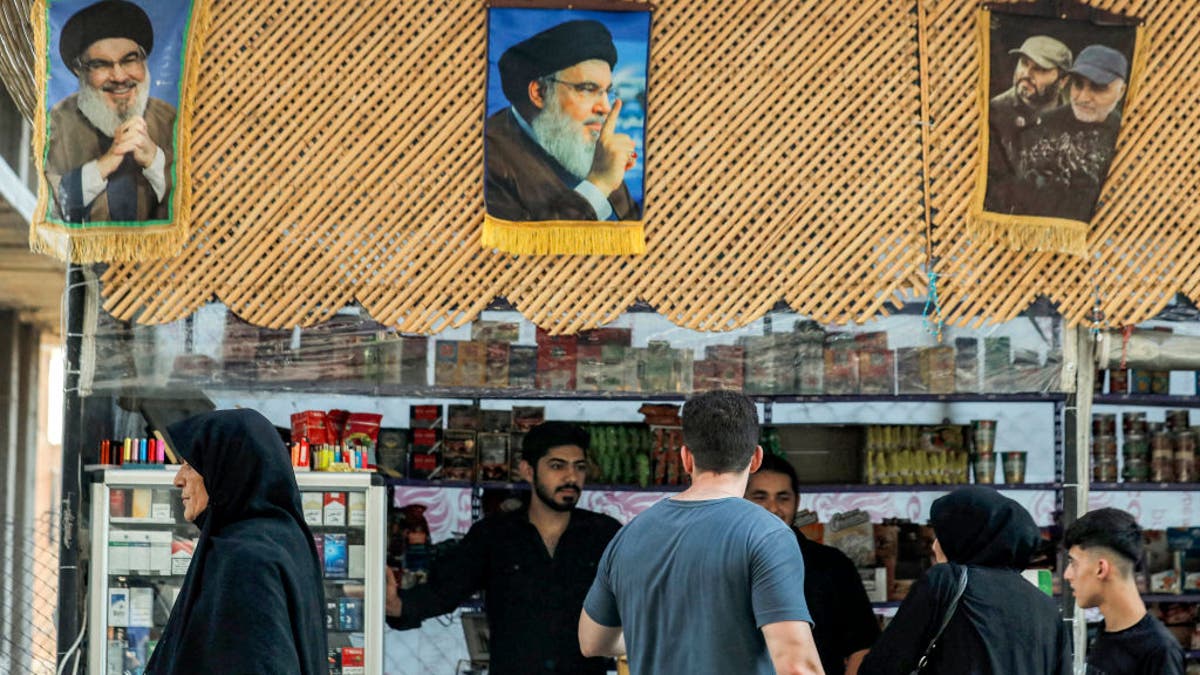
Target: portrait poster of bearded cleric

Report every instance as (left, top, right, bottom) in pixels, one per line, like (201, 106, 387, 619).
(483, 6, 651, 256)
(969, 10, 1141, 257)
(30, 0, 206, 263)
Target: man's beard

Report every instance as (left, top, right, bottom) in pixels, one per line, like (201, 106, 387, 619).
(77, 70, 150, 138)
(530, 86, 603, 180)
(532, 471, 579, 513)
(1015, 76, 1060, 109)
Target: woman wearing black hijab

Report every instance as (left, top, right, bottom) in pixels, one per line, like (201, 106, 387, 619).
(146, 409, 328, 674)
(859, 486, 1071, 674)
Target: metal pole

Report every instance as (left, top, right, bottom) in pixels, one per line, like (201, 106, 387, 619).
(55, 265, 86, 669)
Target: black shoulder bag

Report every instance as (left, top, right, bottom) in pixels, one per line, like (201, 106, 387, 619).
(911, 565, 969, 675)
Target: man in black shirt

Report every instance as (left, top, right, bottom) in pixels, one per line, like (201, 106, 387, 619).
(745, 453, 880, 674)
(384, 421, 621, 675)
(1064, 508, 1184, 675)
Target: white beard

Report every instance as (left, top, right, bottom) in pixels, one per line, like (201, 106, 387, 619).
(77, 68, 150, 138)
(530, 86, 599, 180)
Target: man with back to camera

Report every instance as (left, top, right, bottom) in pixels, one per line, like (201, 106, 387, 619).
(486, 19, 641, 222)
(984, 35, 1072, 212)
(384, 421, 621, 675)
(578, 390, 824, 675)
(1064, 507, 1184, 675)
(1013, 44, 1129, 222)
(47, 0, 176, 223)
(746, 453, 880, 675)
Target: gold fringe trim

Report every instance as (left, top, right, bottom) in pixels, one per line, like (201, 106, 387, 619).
(26, 0, 211, 264)
(967, 214, 1087, 256)
(29, 223, 190, 263)
(482, 215, 646, 255)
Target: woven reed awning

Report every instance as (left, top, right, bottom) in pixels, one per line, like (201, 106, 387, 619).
(1, 0, 1196, 333)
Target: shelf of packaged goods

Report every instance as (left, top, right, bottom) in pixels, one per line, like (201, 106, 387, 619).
(1094, 394, 1200, 408)
(1143, 594, 1200, 604)
(89, 383, 1068, 404)
(1090, 483, 1200, 492)
(387, 478, 1059, 494)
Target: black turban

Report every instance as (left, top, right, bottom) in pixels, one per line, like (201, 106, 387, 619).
(60, 0, 154, 73)
(498, 20, 618, 106)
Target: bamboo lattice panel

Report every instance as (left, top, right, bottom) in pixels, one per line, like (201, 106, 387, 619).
(5, 0, 929, 332)
(8, 1, 1198, 331)
(930, 0, 1200, 328)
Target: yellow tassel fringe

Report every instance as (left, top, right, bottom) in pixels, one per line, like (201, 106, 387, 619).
(483, 215, 646, 256)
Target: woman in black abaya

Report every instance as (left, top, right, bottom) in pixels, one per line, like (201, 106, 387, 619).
(859, 486, 1071, 675)
(146, 409, 327, 674)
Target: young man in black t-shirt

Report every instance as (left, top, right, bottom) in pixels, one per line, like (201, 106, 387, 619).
(1064, 508, 1184, 675)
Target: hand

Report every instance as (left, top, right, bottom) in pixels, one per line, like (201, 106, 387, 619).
(586, 99, 636, 196)
(385, 566, 403, 617)
(98, 117, 158, 176)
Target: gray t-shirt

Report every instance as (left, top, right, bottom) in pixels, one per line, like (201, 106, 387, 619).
(584, 496, 812, 675)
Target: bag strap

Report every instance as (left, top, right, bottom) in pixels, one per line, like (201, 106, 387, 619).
(914, 565, 969, 673)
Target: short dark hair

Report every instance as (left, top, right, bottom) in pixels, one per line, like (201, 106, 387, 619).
(1064, 508, 1143, 570)
(521, 421, 589, 466)
(681, 391, 759, 473)
(754, 453, 799, 494)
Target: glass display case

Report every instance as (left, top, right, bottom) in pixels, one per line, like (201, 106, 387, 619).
(88, 468, 386, 675)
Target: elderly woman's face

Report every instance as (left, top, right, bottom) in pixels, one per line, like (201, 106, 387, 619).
(174, 461, 209, 522)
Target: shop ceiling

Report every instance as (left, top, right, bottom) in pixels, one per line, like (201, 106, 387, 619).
(0, 196, 62, 333)
(1, 0, 1197, 334)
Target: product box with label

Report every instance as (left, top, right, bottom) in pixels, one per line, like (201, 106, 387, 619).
(457, 341, 487, 388)
(442, 430, 477, 482)
(508, 345, 538, 389)
(408, 427, 443, 480)
(485, 342, 511, 388)
(348, 492, 366, 527)
(340, 647, 365, 675)
(434, 340, 460, 387)
(324, 533, 348, 579)
(302, 492, 324, 526)
(478, 433, 511, 482)
(323, 492, 347, 527)
(536, 329, 578, 391)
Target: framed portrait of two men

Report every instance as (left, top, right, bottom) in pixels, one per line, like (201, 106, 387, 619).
(483, 0, 651, 256)
(29, 0, 207, 263)
(970, 8, 1143, 256)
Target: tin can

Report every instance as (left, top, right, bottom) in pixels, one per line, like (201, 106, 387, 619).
(1152, 370, 1171, 395)
(1123, 457, 1149, 483)
(1123, 433, 1149, 460)
(1092, 435, 1118, 460)
(1122, 412, 1148, 436)
(1151, 430, 1174, 454)
(1151, 454, 1175, 483)
(1092, 414, 1117, 437)
(1176, 454, 1195, 483)
(1168, 410, 1193, 432)
(1177, 430, 1197, 455)
(1092, 457, 1119, 483)
(1131, 369, 1153, 394)
(1109, 368, 1128, 394)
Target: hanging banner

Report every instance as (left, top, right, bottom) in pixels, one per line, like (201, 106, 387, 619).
(969, 9, 1144, 256)
(482, 2, 650, 255)
(29, 0, 208, 263)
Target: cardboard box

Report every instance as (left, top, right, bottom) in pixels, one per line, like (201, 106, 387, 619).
(984, 337, 1013, 392)
(511, 406, 545, 433)
(348, 492, 366, 527)
(478, 433, 511, 482)
(323, 493, 347, 527)
(457, 341, 487, 388)
(955, 338, 979, 392)
(536, 330, 578, 391)
(442, 430, 477, 481)
(858, 349, 895, 395)
(485, 342, 511, 387)
(921, 346, 955, 394)
(447, 405, 482, 431)
(434, 340, 460, 387)
(508, 345, 538, 389)
(824, 334, 859, 395)
(376, 428, 407, 475)
(324, 533, 348, 579)
(471, 321, 520, 343)
(578, 327, 633, 347)
(408, 428, 442, 480)
(896, 347, 924, 394)
(409, 405, 442, 429)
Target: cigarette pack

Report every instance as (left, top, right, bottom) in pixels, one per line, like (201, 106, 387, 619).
(348, 492, 366, 527)
(324, 533, 348, 579)
(408, 427, 443, 480)
(108, 530, 131, 574)
(409, 405, 442, 429)
(313, 534, 324, 567)
(128, 531, 151, 573)
(451, 401, 482, 427)
(324, 493, 347, 526)
(108, 587, 130, 627)
(511, 406, 545, 433)
(151, 489, 173, 521)
(485, 342, 511, 388)
(434, 340, 460, 387)
(131, 489, 151, 519)
(338, 597, 364, 631)
(340, 647, 365, 675)
(955, 338, 979, 393)
(471, 321, 520, 343)
(302, 492, 324, 526)
(325, 601, 339, 631)
(823, 334, 859, 395)
(457, 341, 487, 388)
(150, 530, 172, 574)
(171, 536, 195, 575)
(508, 345, 538, 389)
(535, 329, 577, 391)
(129, 587, 153, 628)
(109, 488, 129, 518)
(480, 409, 513, 433)
(859, 567, 888, 603)
(376, 428, 407, 475)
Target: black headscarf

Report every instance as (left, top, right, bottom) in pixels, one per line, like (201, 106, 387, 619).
(146, 409, 328, 674)
(930, 486, 1041, 568)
